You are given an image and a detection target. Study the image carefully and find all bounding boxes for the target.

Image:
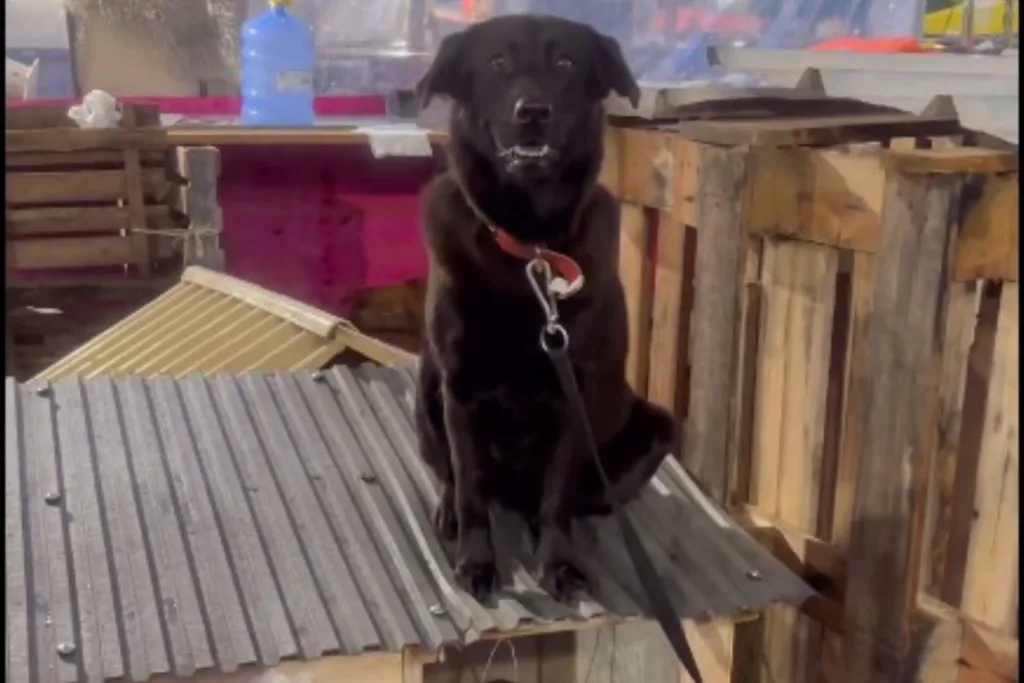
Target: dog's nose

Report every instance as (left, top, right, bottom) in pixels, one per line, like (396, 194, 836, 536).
(513, 98, 551, 125)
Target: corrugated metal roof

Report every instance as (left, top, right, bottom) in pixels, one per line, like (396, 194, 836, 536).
(6, 366, 812, 683)
(33, 267, 415, 382)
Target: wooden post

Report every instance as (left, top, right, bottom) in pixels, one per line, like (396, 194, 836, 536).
(685, 145, 750, 503)
(843, 165, 964, 682)
(177, 146, 225, 271)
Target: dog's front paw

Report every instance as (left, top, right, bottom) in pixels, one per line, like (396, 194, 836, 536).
(539, 559, 589, 602)
(432, 488, 458, 541)
(455, 560, 500, 602)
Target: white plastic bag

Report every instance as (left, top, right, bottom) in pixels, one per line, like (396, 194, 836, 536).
(67, 89, 122, 129)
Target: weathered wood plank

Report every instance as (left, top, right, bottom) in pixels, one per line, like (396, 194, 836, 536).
(6, 168, 168, 205)
(685, 145, 749, 502)
(960, 284, 1018, 634)
(6, 206, 177, 236)
(750, 239, 839, 530)
(647, 211, 688, 414)
(844, 169, 964, 682)
(175, 146, 224, 270)
(921, 283, 983, 599)
(7, 234, 149, 271)
(618, 203, 653, 394)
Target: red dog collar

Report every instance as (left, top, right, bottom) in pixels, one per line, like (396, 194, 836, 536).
(490, 226, 585, 298)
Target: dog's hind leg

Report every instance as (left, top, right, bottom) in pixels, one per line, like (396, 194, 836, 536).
(416, 357, 458, 541)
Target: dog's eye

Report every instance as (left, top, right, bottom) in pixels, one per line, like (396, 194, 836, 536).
(554, 56, 574, 70)
(489, 55, 508, 72)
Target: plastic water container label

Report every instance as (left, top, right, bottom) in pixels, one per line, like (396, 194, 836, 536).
(276, 69, 313, 93)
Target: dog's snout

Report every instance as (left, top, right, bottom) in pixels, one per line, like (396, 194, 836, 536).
(513, 98, 551, 125)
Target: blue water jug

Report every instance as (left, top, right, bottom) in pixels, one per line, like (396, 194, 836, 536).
(240, 0, 315, 126)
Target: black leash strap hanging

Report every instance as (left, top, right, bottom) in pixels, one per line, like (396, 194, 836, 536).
(527, 260, 704, 683)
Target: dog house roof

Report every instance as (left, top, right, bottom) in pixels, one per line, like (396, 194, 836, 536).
(6, 364, 811, 683)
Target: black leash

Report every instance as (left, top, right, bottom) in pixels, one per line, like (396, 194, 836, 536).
(526, 259, 704, 683)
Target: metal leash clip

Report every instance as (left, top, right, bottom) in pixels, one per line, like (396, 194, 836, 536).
(525, 258, 569, 353)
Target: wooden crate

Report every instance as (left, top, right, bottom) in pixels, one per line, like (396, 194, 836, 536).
(5, 102, 186, 278)
(5, 103, 224, 379)
(603, 99, 1018, 683)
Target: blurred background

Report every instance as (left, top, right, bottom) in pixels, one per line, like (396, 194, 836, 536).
(6, 0, 1018, 99)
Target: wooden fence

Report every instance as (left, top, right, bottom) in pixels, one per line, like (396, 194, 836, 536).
(601, 105, 1018, 683)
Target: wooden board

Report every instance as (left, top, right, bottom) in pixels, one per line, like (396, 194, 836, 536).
(647, 211, 689, 415)
(684, 145, 749, 503)
(843, 169, 964, 682)
(618, 203, 653, 394)
(5, 104, 161, 130)
(960, 284, 1019, 634)
(6, 168, 167, 205)
(749, 239, 839, 531)
(673, 113, 962, 147)
(6, 206, 178, 236)
(6, 234, 154, 271)
(5, 128, 168, 153)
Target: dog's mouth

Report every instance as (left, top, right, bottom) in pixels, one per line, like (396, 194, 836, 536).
(492, 133, 560, 171)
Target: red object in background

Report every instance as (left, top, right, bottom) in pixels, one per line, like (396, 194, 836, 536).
(216, 144, 432, 317)
(7, 95, 432, 318)
(810, 36, 926, 52)
(6, 95, 387, 117)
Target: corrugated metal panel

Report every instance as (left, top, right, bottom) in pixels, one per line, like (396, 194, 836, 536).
(6, 367, 812, 683)
(33, 267, 415, 382)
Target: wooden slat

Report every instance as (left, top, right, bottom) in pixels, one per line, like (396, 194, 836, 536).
(176, 146, 224, 269)
(883, 148, 1018, 175)
(960, 284, 1018, 634)
(619, 129, 680, 209)
(618, 203, 652, 394)
(684, 145, 749, 503)
(647, 211, 687, 414)
(121, 106, 152, 277)
(7, 234, 147, 270)
(5, 149, 167, 169)
(831, 253, 877, 550)
(5, 103, 161, 130)
(6, 168, 167, 205)
(6, 127, 168, 154)
(674, 113, 961, 147)
(844, 169, 964, 682)
(748, 239, 839, 683)
(921, 283, 983, 599)
(750, 239, 839, 531)
(6, 206, 177, 236)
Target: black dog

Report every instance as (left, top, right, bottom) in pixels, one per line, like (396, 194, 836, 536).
(414, 15, 676, 602)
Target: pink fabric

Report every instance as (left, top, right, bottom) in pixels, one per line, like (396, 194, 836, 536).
(8, 95, 386, 117)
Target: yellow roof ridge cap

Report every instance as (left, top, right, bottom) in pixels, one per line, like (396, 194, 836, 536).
(182, 266, 342, 339)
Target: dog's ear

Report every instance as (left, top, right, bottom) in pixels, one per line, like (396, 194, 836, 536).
(590, 34, 640, 108)
(415, 32, 470, 107)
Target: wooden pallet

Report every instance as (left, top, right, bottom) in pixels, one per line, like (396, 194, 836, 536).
(603, 95, 1018, 683)
(5, 102, 183, 279)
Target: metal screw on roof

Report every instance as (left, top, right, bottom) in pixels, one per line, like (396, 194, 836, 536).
(44, 491, 62, 506)
(360, 473, 379, 484)
(311, 371, 326, 382)
(35, 385, 52, 397)
(429, 604, 446, 617)
(746, 569, 763, 581)
(57, 642, 76, 658)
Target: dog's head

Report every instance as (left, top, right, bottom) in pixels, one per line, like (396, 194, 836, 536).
(416, 15, 639, 183)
